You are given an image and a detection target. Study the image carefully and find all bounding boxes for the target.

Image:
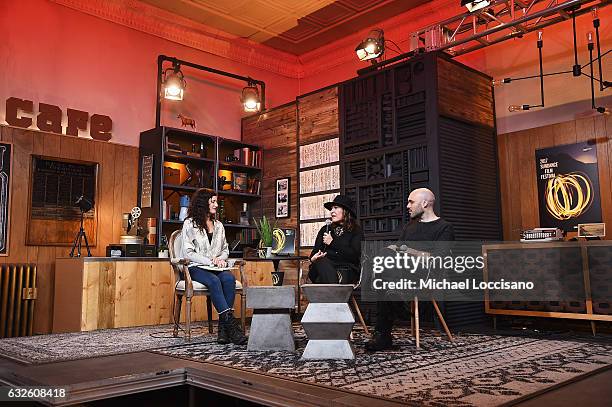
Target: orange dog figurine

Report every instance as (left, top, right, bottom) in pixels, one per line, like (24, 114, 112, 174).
(177, 114, 196, 129)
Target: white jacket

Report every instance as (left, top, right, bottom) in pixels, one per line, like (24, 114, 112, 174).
(181, 217, 229, 266)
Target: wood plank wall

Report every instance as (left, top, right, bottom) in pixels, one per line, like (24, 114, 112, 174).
(297, 87, 340, 262)
(498, 116, 611, 241)
(0, 125, 139, 333)
(437, 57, 495, 128)
(241, 87, 339, 296)
(242, 104, 299, 284)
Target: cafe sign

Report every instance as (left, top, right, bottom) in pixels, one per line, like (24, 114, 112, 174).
(4, 97, 113, 141)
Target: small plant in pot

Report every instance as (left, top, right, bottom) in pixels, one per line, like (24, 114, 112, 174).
(253, 216, 274, 258)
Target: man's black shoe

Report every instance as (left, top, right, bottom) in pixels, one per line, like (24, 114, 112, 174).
(365, 331, 393, 351)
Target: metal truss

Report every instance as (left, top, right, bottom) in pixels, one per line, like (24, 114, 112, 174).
(410, 0, 609, 56)
(360, 0, 608, 75)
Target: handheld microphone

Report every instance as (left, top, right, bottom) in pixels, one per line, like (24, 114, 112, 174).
(323, 219, 332, 250)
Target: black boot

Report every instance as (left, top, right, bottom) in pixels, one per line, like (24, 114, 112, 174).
(217, 319, 229, 344)
(365, 331, 393, 352)
(220, 310, 248, 345)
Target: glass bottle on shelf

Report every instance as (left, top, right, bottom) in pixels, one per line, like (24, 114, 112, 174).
(200, 141, 207, 158)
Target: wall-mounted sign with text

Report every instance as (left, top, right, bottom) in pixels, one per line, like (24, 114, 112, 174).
(3, 97, 112, 141)
(535, 141, 602, 232)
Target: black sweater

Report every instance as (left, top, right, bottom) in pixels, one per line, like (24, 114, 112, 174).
(399, 218, 455, 241)
(310, 224, 363, 270)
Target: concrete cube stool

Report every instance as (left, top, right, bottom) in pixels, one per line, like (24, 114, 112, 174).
(246, 286, 295, 351)
(300, 284, 355, 360)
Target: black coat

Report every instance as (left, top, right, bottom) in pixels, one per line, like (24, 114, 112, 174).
(310, 224, 363, 271)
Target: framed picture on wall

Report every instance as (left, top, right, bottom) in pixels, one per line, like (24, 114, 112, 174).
(276, 177, 290, 218)
(0, 142, 13, 256)
(27, 156, 99, 246)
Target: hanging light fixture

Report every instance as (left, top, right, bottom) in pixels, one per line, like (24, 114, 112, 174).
(162, 63, 186, 101)
(241, 83, 261, 112)
(461, 0, 491, 13)
(497, 7, 610, 116)
(155, 55, 266, 127)
(355, 29, 385, 62)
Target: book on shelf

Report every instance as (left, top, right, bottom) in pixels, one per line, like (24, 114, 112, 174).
(239, 229, 258, 245)
(166, 140, 183, 153)
(233, 172, 248, 192)
(247, 177, 260, 195)
(232, 147, 261, 167)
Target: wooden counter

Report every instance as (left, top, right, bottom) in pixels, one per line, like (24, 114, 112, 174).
(53, 258, 175, 333)
(52, 257, 275, 333)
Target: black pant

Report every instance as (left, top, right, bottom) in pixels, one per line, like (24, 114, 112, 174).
(375, 300, 411, 335)
(308, 257, 357, 284)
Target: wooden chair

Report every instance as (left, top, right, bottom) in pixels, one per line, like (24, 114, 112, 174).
(169, 230, 247, 341)
(350, 264, 371, 336)
(410, 296, 453, 349)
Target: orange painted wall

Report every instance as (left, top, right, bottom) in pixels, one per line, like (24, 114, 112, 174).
(0, 0, 299, 146)
(297, 2, 611, 135)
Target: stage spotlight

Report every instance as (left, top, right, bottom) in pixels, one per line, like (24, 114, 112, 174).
(355, 29, 384, 61)
(163, 63, 186, 101)
(241, 84, 261, 112)
(461, 0, 491, 13)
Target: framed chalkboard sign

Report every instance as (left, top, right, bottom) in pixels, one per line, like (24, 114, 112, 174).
(27, 156, 99, 246)
(0, 142, 13, 256)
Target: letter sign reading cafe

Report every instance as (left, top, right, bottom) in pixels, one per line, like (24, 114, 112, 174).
(4, 97, 113, 141)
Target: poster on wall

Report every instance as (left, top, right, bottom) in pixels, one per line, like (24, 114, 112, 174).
(0, 142, 12, 256)
(27, 156, 99, 246)
(535, 141, 602, 232)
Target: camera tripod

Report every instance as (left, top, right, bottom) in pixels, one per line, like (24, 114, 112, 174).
(69, 210, 92, 257)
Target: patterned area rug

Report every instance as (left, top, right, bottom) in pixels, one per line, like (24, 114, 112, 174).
(153, 327, 612, 406)
(0, 324, 215, 364)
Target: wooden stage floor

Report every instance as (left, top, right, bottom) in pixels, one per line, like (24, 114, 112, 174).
(1, 345, 611, 406)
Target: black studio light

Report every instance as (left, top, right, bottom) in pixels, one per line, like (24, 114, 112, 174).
(70, 195, 94, 257)
(355, 29, 385, 62)
(461, 0, 491, 13)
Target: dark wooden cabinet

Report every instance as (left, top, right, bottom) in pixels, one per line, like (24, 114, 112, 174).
(340, 52, 501, 242)
(340, 52, 502, 326)
(137, 127, 262, 256)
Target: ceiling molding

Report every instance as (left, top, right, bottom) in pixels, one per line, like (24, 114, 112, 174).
(49, 0, 463, 80)
(49, 0, 305, 78)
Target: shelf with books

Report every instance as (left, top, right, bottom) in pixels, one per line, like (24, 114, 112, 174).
(138, 127, 263, 256)
(162, 184, 199, 193)
(217, 190, 261, 199)
(163, 127, 216, 160)
(218, 161, 262, 172)
(164, 151, 216, 165)
(219, 137, 262, 168)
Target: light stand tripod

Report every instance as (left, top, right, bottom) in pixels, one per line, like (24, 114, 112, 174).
(69, 195, 93, 257)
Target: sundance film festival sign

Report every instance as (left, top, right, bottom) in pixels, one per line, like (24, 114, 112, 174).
(4, 97, 112, 141)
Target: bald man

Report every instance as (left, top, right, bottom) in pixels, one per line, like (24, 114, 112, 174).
(365, 188, 454, 351)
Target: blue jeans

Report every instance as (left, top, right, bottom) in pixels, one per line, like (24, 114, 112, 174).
(188, 266, 236, 314)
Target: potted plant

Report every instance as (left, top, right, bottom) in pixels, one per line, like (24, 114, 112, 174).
(253, 216, 274, 258)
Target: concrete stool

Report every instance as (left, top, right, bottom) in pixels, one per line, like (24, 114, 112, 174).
(246, 286, 295, 351)
(300, 284, 355, 360)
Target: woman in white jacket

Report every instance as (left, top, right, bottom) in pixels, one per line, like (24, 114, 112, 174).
(181, 188, 247, 345)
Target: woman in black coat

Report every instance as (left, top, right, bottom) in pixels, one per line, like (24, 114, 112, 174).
(308, 195, 362, 284)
